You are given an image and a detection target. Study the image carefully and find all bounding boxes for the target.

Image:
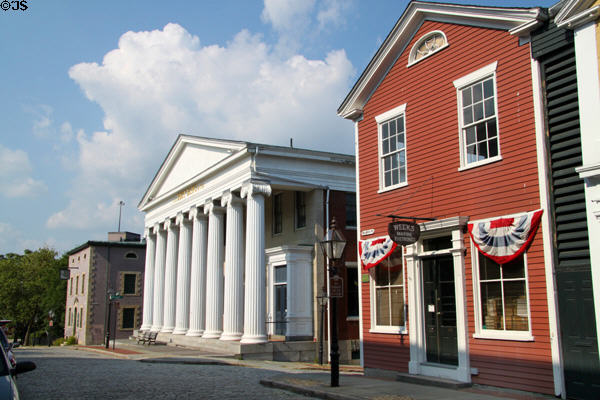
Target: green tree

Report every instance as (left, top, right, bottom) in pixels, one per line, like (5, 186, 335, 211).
(0, 248, 67, 344)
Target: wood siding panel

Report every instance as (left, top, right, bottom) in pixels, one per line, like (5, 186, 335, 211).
(357, 20, 553, 394)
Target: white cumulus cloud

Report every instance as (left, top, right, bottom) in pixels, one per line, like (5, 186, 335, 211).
(47, 20, 355, 231)
(0, 145, 47, 198)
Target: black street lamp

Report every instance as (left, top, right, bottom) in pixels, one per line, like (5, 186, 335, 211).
(318, 216, 346, 387)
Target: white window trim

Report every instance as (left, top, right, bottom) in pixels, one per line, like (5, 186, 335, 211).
(376, 103, 409, 193)
(470, 241, 534, 342)
(407, 30, 449, 67)
(368, 241, 407, 334)
(454, 62, 502, 170)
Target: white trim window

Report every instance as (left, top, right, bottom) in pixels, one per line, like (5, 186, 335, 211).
(376, 104, 407, 192)
(408, 30, 449, 66)
(472, 250, 533, 341)
(370, 247, 406, 333)
(454, 62, 501, 170)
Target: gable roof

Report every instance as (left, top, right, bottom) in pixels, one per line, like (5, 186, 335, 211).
(138, 135, 355, 211)
(138, 135, 247, 210)
(337, 1, 546, 120)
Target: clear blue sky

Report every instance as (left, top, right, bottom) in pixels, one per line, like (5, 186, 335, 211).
(0, 0, 557, 255)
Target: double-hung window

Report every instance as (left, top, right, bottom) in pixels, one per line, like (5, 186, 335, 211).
(376, 104, 407, 191)
(370, 247, 406, 333)
(473, 252, 532, 340)
(454, 62, 501, 169)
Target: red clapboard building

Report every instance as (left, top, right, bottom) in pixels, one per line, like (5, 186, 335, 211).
(338, 2, 563, 396)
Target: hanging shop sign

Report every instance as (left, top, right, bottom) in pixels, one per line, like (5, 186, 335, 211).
(388, 220, 420, 246)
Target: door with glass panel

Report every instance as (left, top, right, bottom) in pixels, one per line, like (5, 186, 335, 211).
(423, 255, 457, 366)
(274, 265, 287, 336)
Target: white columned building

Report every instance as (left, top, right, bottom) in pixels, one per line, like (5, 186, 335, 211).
(187, 208, 208, 337)
(173, 212, 192, 335)
(161, 219, 179, 333)
(138, 135, 355, 360)
(221, 191, 245, 341)
(241, 180, 271, 344)
(140, 228, 156, 330)
(203, 201, 225, 339)
(151, 224, 167, 332)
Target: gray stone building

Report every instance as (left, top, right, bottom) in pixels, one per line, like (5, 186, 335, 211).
(64, 232, 146, 345)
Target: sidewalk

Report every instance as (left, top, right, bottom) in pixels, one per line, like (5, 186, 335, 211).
(73, 340, 555, 400)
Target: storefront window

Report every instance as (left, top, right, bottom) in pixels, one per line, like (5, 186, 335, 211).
(479, 253, 529, 332)
(372, 248, 405, 330)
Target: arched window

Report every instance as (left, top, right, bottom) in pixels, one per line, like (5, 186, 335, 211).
(125, 252, 138, 260)
(408, 31, 448, 65)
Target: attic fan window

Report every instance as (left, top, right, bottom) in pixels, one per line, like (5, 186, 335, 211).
(408, 31, 448, 65)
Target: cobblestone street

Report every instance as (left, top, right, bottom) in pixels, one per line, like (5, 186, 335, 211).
(15, 347, 312, 400)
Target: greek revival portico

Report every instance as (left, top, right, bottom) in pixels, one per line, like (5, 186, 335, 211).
(138, 135, 355, 348)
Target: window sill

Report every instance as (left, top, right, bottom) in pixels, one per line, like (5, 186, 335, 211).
(472, 331, 534, 341)
(458, 155, 502, 172)
(378, 182, 408, 194)
(369, 326, 407, 335)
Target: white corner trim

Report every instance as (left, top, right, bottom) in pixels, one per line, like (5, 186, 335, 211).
(453, 61, 498, 88)
(531, 55, 564, 398)
(375, 103, 407, 123)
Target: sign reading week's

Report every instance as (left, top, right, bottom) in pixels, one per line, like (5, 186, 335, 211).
(388, 220, 420, 245)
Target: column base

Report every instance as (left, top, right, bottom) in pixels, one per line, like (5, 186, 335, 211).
(240, 334, 267, 344)
(150, 325, 162, 332)
(202, 330, 222, 339)
(140, 324, 152, 331)
(172, 327, 189, 335)
(220, 332, 243, 341)
(160, 326, 174, 333)
(185, 330, 204, 337)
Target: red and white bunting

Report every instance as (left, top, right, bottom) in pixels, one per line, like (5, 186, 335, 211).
(359, 236, 398, 270)
(468, 209, 543, 264)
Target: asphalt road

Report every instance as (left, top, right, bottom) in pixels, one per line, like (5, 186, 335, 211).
(14, 347, 312, 399)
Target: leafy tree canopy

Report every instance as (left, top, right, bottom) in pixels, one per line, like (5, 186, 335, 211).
(0, 248, 67, 344)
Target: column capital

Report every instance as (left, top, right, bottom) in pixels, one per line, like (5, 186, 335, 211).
(175, 212, 190, 226)
(221, 191, 243, 207)
(163, 218, 175, 231)
(204, 200, 226, 215)
(241, 180, 272, 199)
(144, 226, 153, 238)
(152, 223, 161, 234)
(189, 206, 206, 220)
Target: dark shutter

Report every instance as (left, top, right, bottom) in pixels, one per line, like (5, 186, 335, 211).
(533, 22, 600, 400)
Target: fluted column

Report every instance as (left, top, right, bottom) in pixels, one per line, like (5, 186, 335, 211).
(161, 219, 179, 333)
(202, 200, 225, 339)
(140, 227, 156, 331)
(241, 180, 271, 344)
(151, 223, 167, 332)
(173, 212, 192, 335)
(187, 207, 208, 337)
(220, 192, 245, 341)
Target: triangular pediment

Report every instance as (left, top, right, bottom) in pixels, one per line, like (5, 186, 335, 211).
(138, 135, 247, 209)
